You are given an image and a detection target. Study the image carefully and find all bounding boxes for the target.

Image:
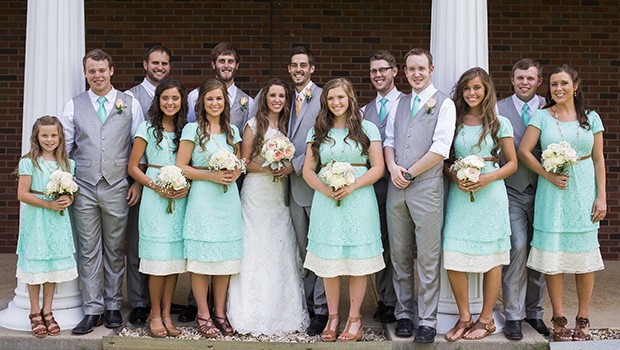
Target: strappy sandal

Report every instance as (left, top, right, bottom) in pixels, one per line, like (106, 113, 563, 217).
(212, 315, 234, 336)
(163, 316, 181, 337)
(321, 314, 339, 342)
(551, 316, 572, 341)
(147, 316, 168, 338)
(338, 315, 363, 342)
(463, 319, 495, 340)
(29, 313, 47, 338)
(573, 317, 591, 341)
(445, 316, 474, 341)
(196, 316, 219, 338)
(41, 311, 61, 336)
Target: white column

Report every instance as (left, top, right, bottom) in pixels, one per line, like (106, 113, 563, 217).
(430, 0, 505, 334)
(0, 0, 85, 331)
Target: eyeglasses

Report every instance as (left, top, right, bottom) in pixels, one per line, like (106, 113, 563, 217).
(370, 67, 393, 75)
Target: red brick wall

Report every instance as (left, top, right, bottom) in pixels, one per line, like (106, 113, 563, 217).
(1, 0, 618, 258)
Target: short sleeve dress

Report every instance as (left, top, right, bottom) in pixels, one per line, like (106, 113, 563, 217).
(526, 110, 605, 274)
(303, 120, 385, 277)
(443, 116, 514, 272)
(134, 121, 187, 276)
(17, 158, 78, 284)
(181, 123, 243, 275)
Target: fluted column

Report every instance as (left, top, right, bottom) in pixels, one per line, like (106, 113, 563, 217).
(0, 0, 85, 331)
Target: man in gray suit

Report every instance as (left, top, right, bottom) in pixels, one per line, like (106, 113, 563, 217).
(272, 46, 327, 335)
(187, 42, 253, 130)
(61, 49, 144, 334)
(361, 50, 403, 324)
(384, 48, 456, 343)
(498, 58, 548, 339)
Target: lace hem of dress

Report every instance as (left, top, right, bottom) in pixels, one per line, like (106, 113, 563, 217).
(303, 252, 385, 278)
(16, 267, 77, 284)
(443, 251, 509, 273)
(139, 259, 186, 275)
(527, 247, 604, 275)
(187, 259, 241, 275)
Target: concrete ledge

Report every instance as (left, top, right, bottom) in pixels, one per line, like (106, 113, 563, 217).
(550, 339, 620, 350)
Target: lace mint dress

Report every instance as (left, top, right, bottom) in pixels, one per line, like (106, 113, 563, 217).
(443, 116, 513, 273)
(303, 120, 385, 278)
(16, 158, 78, 284)
(526, 110, 605, 274)
(181, 123, 243, 275)
(134, 121, 187, 275)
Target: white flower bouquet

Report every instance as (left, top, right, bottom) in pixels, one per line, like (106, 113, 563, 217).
(541, 141, 578, 176)
(261, 134, 296, 182)
(155, 165, 190, 214)
(450, 155, 486, 202)
(44, 170, 79, 215)
(208, 148, 246, 193)
(318, 160, 356, 206)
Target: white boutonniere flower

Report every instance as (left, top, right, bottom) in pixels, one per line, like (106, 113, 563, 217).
(239, 97, 248, 111)
(304, 88, 313, 102)
(425, 98, 436, 114)
(115, 99, 127, 114)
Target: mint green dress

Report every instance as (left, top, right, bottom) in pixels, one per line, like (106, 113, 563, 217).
(443, 116, 513, 273)
(181, 123, 243, 275)
(16, 158, 78, 284)
(134, 121, 187, 275)
(526, 110, 604, 274)
(303, 120, 385, 278)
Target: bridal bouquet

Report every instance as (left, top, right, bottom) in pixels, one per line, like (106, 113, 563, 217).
(318, 160, 356, 206)
(450, 155, 486, 202)
(261, 134, 296, 182)
(541, 141, 578, 176)
(154, 165, 190, 214)
(208, 148, 246, 193)
(44, 170, 79, 216)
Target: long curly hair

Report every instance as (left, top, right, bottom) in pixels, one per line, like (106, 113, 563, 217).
(542, 64, 591, 130)
(451, 67, 501, 164)
(147, 78, 188, 153)
(194, 78, 238, 153)
(20, 116, 72, 174)
(310, 78, 370, 161)
(250, 78, 291, 160)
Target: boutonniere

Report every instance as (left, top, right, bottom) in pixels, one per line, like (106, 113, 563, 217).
(239, 97, 248, 111)
(115, 99, 127, 114)
(304, 88, 313, 102)
(425, 98, 436, 114)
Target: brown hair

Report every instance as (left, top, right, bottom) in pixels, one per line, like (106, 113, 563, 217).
(144, 45, 172, 64)
(147, 78, 188, 153)
(250, 78, 291, 160)
(82, 49, 113, 69)
(404, 48, 433, 67)
(289, 46, 315, 67)
(510, 58, 542, 80)
(194, 79, 238, 153)
(543, 64, 591, 130)
(370, 50, 397, 67)
(211, 42, 239, 64)
(20, 116, 71, 174)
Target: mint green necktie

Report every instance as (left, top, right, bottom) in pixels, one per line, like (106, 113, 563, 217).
(379, 97, 388, 122)
(411, 95, 421, 119)
(97, 96, 107, 123)
(520, 103, 530, 125)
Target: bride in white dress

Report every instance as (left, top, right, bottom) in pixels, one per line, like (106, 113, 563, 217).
(227, 78, 309, 336)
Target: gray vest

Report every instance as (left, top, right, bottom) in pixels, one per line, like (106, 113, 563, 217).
(497, 96, 542, 192)
(230, 88, 251, 131)
(393, 91, 448, 181)
(128, 84, 152, 120)
(71, 91, 134, 186)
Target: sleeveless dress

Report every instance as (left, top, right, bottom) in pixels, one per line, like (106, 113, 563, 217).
(226, 118, 309, 336)
(443, 116, 513, 272)
(303, 120, 385, 277)
(526, 110, 605, 274)
(134, 121, 187, 275)
(181, 123, 243, 275)
(16, 158, 78, 284)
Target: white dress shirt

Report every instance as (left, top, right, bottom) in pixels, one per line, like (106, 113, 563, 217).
(61, 87, 144, 154)
(383, 83, 456, 159)
(187, 82, 254, 123)
(512, 94, 542, 120)
(361, 86, 401, 118)
(125, 77, 156, 99)
(294, 81, 315, 104)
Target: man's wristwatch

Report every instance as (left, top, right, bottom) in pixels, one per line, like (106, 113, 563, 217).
(404, 172, 414, 181)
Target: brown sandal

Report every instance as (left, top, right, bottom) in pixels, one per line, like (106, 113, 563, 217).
(41, 311, 61, 336)
(463, 319, 495, 340)
(551, 316, 572, 341)
(338, 315, 363, 342)
(29, 313, 47, 338)
(163, 316, 181, 337)
(573, 317, 591, 341)
(147, 316, 168, 338)
(321, 314, 339, 342)
(196, 316, 220, 338)
(212, 315, 234, 336)
(445, 317, 474, 341)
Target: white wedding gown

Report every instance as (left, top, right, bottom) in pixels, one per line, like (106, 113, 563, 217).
(227, 119, 309, 336)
